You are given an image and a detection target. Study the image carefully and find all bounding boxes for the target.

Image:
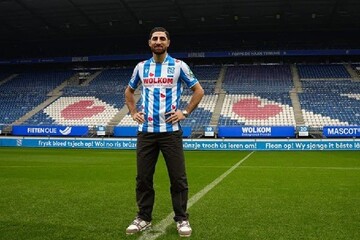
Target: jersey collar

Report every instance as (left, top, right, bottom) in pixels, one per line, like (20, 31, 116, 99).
(151, 54, 169, 64)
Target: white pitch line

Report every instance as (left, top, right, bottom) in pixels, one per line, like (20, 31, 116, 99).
(240, 166, 360, 170)
(138, 151, 255, 240)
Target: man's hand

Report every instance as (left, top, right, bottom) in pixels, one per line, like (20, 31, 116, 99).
(132, 112, 145, 124)
(165, 110, 186, 124)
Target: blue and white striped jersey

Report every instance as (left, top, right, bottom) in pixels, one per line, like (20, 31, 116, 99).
(128, 54, 198, 133)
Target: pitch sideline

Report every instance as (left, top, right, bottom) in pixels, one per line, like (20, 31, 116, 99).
(138, 151, 255, 240)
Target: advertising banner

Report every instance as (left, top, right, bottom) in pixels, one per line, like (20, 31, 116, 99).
(12, 126, 88, 137)
(1, 137, 359, 151)
(323, 126, 360, 138)
(218, 126, 295, 138)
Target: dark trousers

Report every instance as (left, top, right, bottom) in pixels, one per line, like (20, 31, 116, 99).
(136, 130, 189, 222)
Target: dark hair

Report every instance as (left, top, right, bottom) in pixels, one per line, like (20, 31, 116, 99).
(149, 27, 170, 40)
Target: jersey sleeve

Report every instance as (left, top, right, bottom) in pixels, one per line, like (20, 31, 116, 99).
(128, 63, 141, 89)
(179, 61, 199, 88)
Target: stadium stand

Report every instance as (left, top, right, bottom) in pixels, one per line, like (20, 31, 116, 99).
(351, 64, 360, 77)
(0, 71, 74, 125)
(222, 65, 294, 93)
(1, 63, 359, 136)
(297, 64, 360, 127)
(0, 73, 10, 82)
(297, 64, 351, 79)
(24, 68, 131, 127)
(218, 65, 296, 126)
(299, 80, 360, 127)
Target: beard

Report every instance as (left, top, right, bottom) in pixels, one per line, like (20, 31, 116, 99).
(151, 45, 167, 55)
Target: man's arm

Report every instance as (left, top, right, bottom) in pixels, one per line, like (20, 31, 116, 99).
(165, 82, 204, 123)
(184, 82, 204, 114)
(125, 86, 144, 123)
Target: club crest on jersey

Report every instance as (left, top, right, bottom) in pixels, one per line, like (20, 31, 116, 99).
(167, 67, 175, 76)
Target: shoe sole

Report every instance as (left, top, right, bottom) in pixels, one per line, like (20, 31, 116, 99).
(125, 225, 152, 235)
(178, 230, 192, 238)
(179, 234, 191, 237)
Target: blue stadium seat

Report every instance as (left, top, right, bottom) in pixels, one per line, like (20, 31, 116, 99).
(297, 64, 351, 79)
(1, 71, 74, 125)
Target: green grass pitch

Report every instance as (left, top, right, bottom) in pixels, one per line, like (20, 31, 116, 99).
(0, 147, 359, 240)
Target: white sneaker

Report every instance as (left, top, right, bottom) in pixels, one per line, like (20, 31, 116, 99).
(126, 217, 151, 235)
(177, 220, 192, 237)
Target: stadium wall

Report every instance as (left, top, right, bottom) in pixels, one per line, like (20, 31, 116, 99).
(0, 137, 359, 151)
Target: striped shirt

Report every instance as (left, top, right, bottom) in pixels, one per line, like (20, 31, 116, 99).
(128, 54, 198, 133)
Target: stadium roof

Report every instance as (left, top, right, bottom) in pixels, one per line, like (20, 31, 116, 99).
(0, 0, 359, 57)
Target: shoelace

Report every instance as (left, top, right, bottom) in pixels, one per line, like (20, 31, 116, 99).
(132, 218, 144, 227)
(178, 221, 190, 228)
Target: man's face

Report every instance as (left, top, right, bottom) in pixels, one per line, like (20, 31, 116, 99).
(149, 31, 170, 55)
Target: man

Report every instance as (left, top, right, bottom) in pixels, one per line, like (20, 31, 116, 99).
(125, 27, 204, 237)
